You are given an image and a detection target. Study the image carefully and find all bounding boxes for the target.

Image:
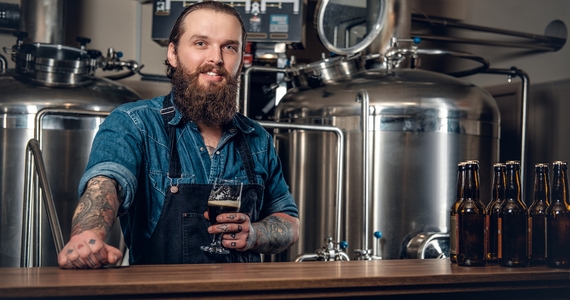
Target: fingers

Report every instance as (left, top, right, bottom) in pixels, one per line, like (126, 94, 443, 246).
(104, 244, 124, 265)
(215, 212, 247, 223)
(206, 213, 252, 251)
(58, 232, 121, 269)
(222, 232, 249, 250)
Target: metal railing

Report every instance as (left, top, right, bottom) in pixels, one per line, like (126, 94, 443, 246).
(257, 121, 349, 261)
(21, 108, 110, 267)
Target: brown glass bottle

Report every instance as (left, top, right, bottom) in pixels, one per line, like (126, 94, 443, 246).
(498, 160, 528, 267)
(485, 163, 505, 264)
(457, 161, 486, 266)
(546, 161, 570, 268)
(528, 163, 549, 265)
(450, 162, 466, 264)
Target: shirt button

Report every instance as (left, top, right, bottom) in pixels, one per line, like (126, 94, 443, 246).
(199, 146, 205, 151)
(215, 151, 220, 155)
(230, 128, 235, 133)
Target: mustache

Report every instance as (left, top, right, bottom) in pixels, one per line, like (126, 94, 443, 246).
(194, 64, 229, 77)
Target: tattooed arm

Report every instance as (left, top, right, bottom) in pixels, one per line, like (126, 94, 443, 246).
(57, 175, 124, 269)
(210, 211, 299, 255)
(248, 213, 300, 254)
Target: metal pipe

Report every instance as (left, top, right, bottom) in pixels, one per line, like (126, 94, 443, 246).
(482, 67, 529, 199)
(21, 138, 65, 268)
(21, 139, 36, 267)
(415, 35, 563, 52)
(412, 16, 566, 51)
(20, 0, 65, 44)
(242, 66, 286, 117)
(356, 89, 371, 257)
(257, 121, 345, 251)
(0, 54, 7, 72)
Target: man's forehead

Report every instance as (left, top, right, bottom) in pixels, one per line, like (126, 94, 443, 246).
(183, 9, 243, 41)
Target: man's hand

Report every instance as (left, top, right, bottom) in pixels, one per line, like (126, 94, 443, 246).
(205, 211, 254, 251)
(58, 230, 123, 269)
(204, 211, 299, 254)
(58, 176, 122, 269)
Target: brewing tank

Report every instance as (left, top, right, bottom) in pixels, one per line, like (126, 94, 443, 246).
(274, 56, 500, 260)
(0, 41, 140, 267)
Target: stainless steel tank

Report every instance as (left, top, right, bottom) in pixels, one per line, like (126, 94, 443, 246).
(0, 41, 140, 267)
(274, 0, 500, 260)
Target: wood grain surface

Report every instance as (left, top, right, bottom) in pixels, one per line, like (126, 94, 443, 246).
(1, 259, 569, 299)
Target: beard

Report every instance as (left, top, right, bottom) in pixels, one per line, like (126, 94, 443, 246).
(171, 63, 239, 127)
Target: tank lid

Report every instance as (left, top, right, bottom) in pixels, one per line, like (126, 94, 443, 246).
(14, 43, 100, 87)
(316, 0, 390, 56)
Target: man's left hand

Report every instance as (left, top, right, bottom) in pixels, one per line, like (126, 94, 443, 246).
(204, 211, 256, 251)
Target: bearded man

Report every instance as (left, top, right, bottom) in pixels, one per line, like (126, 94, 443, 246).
(57, 1, 299, 268)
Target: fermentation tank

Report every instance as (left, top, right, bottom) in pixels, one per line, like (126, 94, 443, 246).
(274, 0, 500, 260)
(0, 1, 140, 267)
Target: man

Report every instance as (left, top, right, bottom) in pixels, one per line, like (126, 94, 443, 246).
(57, 1, 299, 268)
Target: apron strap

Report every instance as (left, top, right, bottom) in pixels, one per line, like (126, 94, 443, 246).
(236, 131, 258, 185)
(160, 94, 182, 179)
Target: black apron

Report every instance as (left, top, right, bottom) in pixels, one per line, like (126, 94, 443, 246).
(132, 95, 264, 264)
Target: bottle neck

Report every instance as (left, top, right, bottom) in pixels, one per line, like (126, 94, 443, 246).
(533, 169, 549, 204)
(456, 166, 465, 200)
(492, 169, 505, 201)
(464, 164, 480, 201)
(506, 165, 522, 202)
(551, 166, 568, 204)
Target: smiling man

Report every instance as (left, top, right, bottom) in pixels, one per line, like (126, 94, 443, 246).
(57, 1, 299, 268)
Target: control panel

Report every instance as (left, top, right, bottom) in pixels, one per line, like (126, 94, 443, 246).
(152, 0, 304, 46)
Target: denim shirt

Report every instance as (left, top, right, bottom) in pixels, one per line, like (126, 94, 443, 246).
(79, 94, 298, 244)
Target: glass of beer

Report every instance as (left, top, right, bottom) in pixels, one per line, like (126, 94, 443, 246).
(201, 178, 243, 254)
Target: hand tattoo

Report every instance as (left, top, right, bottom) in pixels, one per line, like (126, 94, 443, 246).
(216, 223, 230, 232)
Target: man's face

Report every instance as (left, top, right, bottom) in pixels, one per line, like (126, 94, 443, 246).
(167, 9, 244, 126)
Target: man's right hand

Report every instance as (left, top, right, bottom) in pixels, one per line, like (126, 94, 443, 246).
(58, 230, 123, 269)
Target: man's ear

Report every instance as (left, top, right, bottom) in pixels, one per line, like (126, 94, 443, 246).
(167, 43, 178, 68)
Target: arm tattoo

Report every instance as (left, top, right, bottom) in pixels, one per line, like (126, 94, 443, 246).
(250, 215, 299, 254)
(70, 176, 120, 238)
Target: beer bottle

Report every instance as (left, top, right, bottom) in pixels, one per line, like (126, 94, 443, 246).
(450, 162, 466, 264)
(528, 163, 549, 265)
(485, 163, 506, 264)
(546, 161, 570, 268)
(499, 160, 528, 267)
(457, 161, 486, 266)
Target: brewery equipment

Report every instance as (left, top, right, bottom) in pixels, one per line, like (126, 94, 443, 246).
(0, 1, 141, 267)
(273, 0, 500, 260)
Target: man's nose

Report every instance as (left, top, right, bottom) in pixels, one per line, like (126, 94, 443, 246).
(208, 49, 223, 65)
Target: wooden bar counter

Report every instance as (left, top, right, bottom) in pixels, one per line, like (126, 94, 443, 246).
(1, 259, 570, 299)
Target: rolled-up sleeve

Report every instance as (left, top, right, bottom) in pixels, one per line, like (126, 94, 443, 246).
(78, 105, 144, 213)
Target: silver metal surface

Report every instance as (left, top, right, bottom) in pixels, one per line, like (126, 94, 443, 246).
(275, 67, 500, 260)
(20, 0, 64, 44)
(257, 121, 345, 251)
(316, 0, 409, 56)
(356, 90, 371, 257)
(0, 69, 140, 267)
(405, 232, 449, 259)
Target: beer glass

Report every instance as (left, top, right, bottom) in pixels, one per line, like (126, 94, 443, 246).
(201, 178, 243, 254)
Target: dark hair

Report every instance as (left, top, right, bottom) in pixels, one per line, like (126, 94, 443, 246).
(164, 1, 247, 79)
